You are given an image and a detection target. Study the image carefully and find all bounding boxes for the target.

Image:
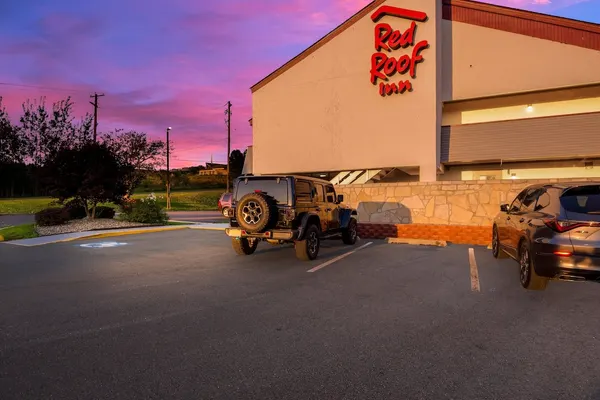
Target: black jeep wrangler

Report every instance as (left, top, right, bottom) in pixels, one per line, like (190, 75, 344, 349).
(224, 175, 359, 261)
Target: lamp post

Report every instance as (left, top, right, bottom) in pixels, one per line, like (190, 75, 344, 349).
(166, 127, 171, 210)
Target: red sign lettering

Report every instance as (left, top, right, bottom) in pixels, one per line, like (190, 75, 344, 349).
(369, 6, 429, 97)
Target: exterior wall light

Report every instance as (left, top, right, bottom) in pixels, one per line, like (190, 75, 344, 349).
(526, 105, 534, 112)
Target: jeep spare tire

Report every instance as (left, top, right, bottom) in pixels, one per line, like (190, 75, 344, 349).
(236, 192, 275, 233)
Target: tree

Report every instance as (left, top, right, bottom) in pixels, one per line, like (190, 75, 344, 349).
(42, 143, 132, 218)
(229, 149, 246, 181)
(0, 97, 26, 164)
(19, 96, 92, 166)
(101, 129, 168, 196)
(0, 97, 29, 197)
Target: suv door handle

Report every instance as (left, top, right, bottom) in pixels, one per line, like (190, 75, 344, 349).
(325, 208, 332, 212)
(315, 207, 321, 211)
(519, 218, 525, 223)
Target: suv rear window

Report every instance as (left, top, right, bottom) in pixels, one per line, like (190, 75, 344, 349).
(235, 178, 289, 204)
(560, 185, 600, 215)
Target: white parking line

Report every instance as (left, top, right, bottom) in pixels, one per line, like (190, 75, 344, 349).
(307, 242, 373, 273)
(468, 248, 481, 292)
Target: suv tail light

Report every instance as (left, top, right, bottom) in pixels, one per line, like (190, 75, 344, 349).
(543, 218, 591, 233)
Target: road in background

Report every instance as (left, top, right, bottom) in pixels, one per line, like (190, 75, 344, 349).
(167, 211, 227, 223)
(0, 214, 34, 228)
(1, 231, 600, 399)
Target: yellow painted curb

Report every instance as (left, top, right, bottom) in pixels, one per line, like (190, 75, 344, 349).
(385, 237, 448, 247)
(74, 226, 190, 241)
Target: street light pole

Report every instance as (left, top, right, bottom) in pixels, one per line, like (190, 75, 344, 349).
(225, 101, 232, 193)
(166, 127, 171, 210)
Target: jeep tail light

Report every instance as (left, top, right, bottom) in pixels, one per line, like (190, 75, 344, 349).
(283, 208, 295, 221)
(543, 218, 589, 233)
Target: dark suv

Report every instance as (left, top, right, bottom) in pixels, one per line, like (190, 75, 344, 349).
(224, 175, 359, 261)
(492, 181, 600, 291)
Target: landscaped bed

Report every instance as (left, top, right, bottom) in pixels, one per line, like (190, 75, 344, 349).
(34, 218, 152, 237)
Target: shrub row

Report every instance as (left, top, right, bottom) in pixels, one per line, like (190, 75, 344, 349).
(34, 203, 116, 226)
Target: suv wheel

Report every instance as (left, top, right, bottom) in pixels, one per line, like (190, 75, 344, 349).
(295, 224, 320, 261)
(235, 192, 274, 233)
(342, 218, 358, 245)
(491, 226, 506, 259)
(232, 237, 259, 256)
(519, 241, 548, 291)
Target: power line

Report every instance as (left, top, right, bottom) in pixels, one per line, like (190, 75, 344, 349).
(0, 82, 90, 94)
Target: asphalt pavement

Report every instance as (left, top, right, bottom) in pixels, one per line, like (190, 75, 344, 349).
(1, 230, 600, 400)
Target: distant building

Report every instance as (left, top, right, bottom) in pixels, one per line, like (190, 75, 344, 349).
(199, 162, 228, 176)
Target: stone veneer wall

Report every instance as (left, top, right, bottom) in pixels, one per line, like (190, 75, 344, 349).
(334, 178, 597, 245)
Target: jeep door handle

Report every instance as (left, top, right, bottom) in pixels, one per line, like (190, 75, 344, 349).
(315, 207, 321, 211)
(519, 218, 525, 223)
(325, 208, 332, 212)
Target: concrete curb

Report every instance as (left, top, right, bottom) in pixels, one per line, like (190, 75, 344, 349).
(74, 226, 190, 241)
(385, 238, 448, 247)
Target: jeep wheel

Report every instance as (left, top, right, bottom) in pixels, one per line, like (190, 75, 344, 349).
(342, 218, 358, 245)
(295, 224, 320, 261)
(235, 192, 274, 233)
(232, 237, 259, 255)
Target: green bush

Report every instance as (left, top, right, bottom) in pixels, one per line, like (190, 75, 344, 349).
(35, 207, 70, 226)
(94, 206, 116, 219)
(121, 196, 168, 224)
(64, 200, 87, 219)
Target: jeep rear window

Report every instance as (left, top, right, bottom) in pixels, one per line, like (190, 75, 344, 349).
(560, 185, 600, 215)
(235, 178, 289, 204)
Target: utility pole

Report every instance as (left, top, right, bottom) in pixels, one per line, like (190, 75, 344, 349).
(166, 127, 171, 210)
(225, 101, 232, 192)
(89, 92, 105, 142)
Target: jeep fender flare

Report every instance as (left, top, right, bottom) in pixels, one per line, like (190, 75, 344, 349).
(297, 212, 321, 241)
(340, 209, 358, 229)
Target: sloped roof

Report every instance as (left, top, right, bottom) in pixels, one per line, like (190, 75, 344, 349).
(251, 0, 600, 93)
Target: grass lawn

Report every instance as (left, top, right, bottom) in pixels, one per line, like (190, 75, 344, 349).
(0, 189, 225, 215)
(0, 224, 38, 241)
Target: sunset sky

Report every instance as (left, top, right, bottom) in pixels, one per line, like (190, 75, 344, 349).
(1, 0, 598, 168)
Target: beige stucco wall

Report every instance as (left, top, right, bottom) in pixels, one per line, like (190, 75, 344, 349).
(442, 20, 600, 101)
(252, 0, 442, 181)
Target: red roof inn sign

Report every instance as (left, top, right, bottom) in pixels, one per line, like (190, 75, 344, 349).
(369, 6, 429, 97)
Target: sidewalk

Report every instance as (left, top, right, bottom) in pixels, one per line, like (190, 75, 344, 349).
(2, 223, 229, 247)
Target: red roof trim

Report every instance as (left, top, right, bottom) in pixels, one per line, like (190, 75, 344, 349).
(443, 0, 600, 51)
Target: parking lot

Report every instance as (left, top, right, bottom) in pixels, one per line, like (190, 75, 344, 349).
(2, 229, 600, 400)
